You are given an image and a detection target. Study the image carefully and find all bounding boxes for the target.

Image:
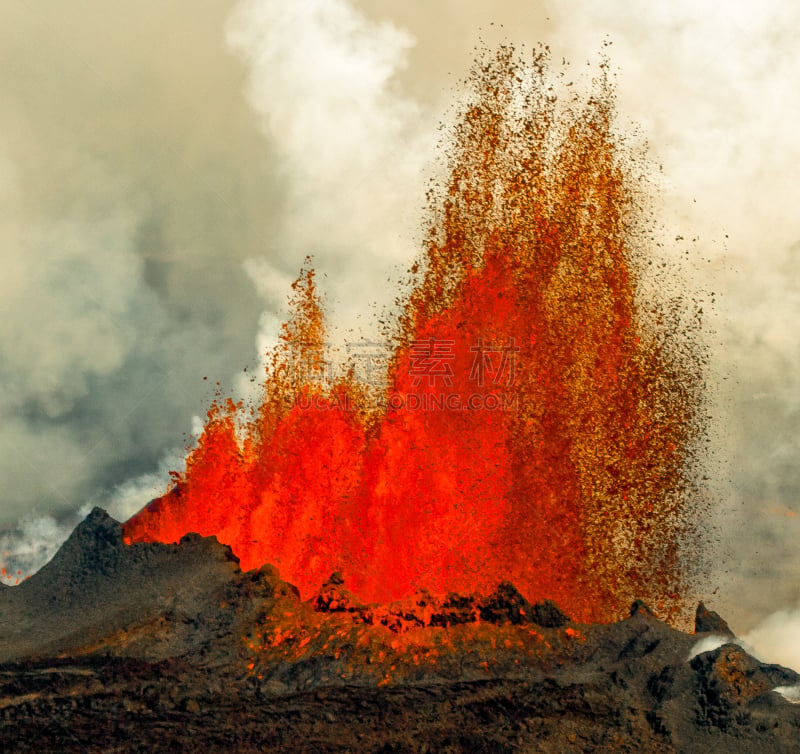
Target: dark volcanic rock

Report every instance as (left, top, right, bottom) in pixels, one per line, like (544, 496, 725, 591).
(695, 601, 735, 636)
(311, 575, 571, 632)
(532, 598, 569, 628)
(478, 581, 531, 624)
(313, 571, 365, 614)
(691, 644, 799, 728)
(0, 508, 288, 665)
(630, 599, 658, 618)
(2, 508, 800, 752)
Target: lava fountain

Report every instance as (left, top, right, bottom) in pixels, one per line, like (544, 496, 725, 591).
(123, 47, 706, 623)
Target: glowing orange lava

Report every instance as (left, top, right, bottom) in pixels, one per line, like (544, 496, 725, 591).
(123, 47, 705, 623)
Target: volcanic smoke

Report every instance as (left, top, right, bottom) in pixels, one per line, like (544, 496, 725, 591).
(123, 47, 706, 623)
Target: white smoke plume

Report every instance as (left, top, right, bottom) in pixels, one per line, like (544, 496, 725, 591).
(103, 449, 188, 523)
(1, 511, 88, 585)
(226, 0, 435, 349)
(774, 685, 800, 704)
(687, 617, 800, 712)
(743, 608, 800, 675)
(688, 634, 745, 661)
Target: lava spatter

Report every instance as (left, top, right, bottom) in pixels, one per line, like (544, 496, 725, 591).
(123, 46, 705, 623)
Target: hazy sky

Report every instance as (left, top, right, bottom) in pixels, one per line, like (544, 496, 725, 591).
(1, 0, 799, 658)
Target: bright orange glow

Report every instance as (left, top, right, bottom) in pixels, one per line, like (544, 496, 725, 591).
(123, 47, 704, 622)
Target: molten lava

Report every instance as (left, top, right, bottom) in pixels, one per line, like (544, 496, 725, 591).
(123, 47, 705, 622)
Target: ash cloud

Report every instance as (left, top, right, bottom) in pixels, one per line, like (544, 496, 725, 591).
(0, 2, 276, 550)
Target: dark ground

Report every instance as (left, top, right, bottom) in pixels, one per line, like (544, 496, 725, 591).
(1, 509, 799, 753)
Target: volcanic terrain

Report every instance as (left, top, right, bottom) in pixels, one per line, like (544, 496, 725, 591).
(1, 508, 799, 753)
(2, 44, 788, 754)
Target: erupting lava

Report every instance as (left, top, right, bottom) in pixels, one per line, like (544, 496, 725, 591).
(123, 47, 705, 623)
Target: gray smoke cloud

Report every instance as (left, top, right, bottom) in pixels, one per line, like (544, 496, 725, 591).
(0, 1, 277, 525)
(1, 0, 799, 656)
(744, 609, 800, 675)
(0, 0, 281, 577)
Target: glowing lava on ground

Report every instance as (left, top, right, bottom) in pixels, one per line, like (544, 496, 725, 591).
(123, 47, 706, 623)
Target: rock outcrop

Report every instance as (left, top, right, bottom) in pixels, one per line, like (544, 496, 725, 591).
(1, 508, 799, 753)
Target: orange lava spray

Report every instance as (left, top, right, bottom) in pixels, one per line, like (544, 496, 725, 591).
(123, 46, 706, 623)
